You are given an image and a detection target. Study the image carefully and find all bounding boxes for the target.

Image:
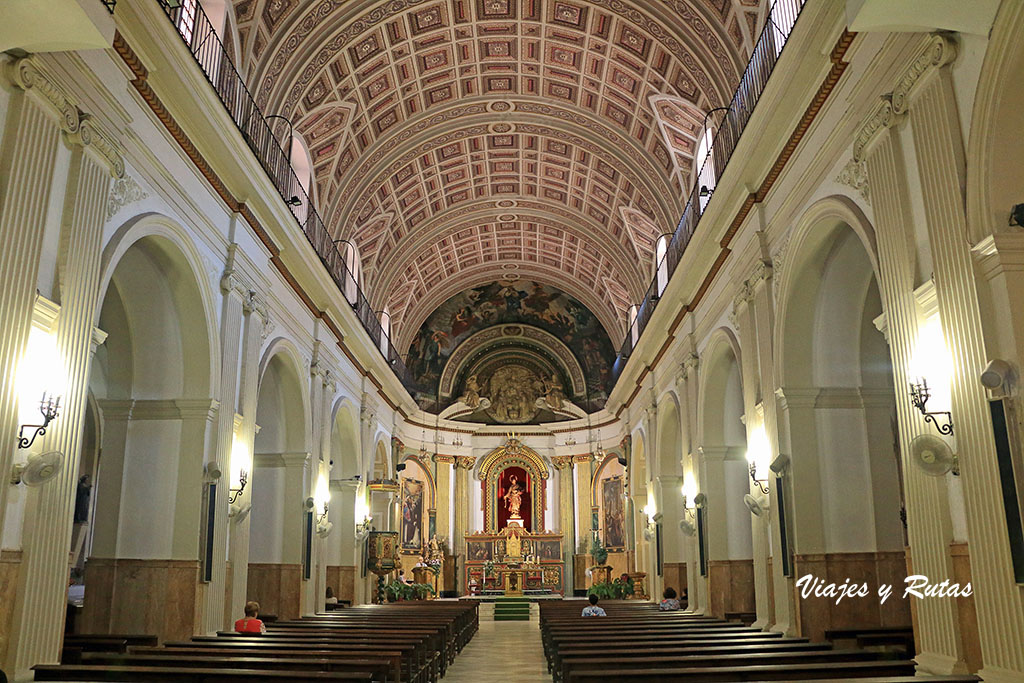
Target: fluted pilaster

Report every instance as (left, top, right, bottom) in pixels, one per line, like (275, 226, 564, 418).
(908, 66, 1024, 681)
(857, 87, 963, 672)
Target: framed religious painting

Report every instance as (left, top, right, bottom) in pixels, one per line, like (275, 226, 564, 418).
(602, 475, 626, 550)
(400, 478, 425, 553)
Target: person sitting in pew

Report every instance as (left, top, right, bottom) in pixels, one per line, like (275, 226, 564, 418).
(326, 586, 339, 605)
(581, 593, 607, 617)
(234, 600, 266, 634)
(659, 586, 681, 611)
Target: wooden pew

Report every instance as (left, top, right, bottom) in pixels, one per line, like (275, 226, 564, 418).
(79, 653, 394, 681)
(564, 659, 921, 681)
(33, 664, 375, 681)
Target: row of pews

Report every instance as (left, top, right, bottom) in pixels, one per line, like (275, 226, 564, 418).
(36, 602, 478, 682)
(540, 600, 980, 683)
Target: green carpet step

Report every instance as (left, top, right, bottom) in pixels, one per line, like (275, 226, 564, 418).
(494, 613, 531, 621)
(494, 607, 530, 614)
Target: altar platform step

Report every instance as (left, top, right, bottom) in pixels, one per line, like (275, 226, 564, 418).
(494, 598, 532, 621)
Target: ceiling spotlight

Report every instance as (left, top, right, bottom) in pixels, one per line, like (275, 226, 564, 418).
(286, 196, 303, 206)
(699, 185, 714, 198)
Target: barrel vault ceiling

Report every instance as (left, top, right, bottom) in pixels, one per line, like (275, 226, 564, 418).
(229, 0, 767, 353)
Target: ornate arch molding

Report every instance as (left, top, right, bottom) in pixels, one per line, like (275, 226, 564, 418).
(967, 3, 1024, 244)
(477, 438, 550, 533)
(438, 324, 587, 402)
(770, 195, 880, 389)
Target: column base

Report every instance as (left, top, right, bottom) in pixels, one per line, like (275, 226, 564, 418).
(915, 651, 968, 675)
(975, 665, 1024, 683)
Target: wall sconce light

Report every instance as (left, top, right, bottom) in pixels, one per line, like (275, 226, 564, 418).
(17, 327, 64, 450)
(746, 426, 771, 495)
(908, 378, 954, 436)
(228, 468, 248, 504)
(18, 393, 60, 450)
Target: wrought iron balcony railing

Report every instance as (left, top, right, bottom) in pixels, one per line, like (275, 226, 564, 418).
(157, 0, 415, 391)
(612, 0, 806, 387)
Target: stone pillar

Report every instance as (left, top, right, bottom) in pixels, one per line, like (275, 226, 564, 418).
(6, 105, 121, 675)
(227, 292, 267, 623)
(854, 51, 964, 671)
(452, 456, 473, 593)
(203, 244, 249, 634)
(0, 57, 76, 538)
(901, 37, 1024, 680)
(574, 453, 594, 588)
(552, 456, 575, 594)
(747, 263, 799, 636)
(733, 290, 772, 629)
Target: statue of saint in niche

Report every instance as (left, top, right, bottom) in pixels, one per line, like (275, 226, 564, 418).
(504, 474, 525, 519)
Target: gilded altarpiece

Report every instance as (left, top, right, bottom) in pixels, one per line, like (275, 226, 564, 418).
(464, 437, 564, 593)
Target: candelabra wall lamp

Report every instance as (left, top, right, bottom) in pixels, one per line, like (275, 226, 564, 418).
(227, 435, 252, 517)
(908, 378, 954, 435)
(679, 473, 705, 536)
(314, 473, 333, 536)
(17, 326, 65, 450)
(745, 425, 772, 495)
(910, 317, 955, 436)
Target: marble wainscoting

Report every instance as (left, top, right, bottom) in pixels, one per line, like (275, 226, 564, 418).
(0, 549, 23, 662)
(950, 542, 982, 673)
(79, 557, 201, 643)
(326, 565, 356, 604)
(246, 563, 302, 620)
(792, 551, 912, 642)
(708, 559, 755, 618)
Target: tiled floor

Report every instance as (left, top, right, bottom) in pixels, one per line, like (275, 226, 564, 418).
(445, 605, 551, 682)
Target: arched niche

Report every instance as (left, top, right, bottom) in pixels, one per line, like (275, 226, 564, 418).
(398, 454, 436, 555)
(697, 329, 755, 616)
(773, 197, 910, 635)
(477, 440, 550, 533)
(330, 398, 361, 479)
(84, 221, 216, 641)
(247, 344, 310, 620)
(592, 452, 627, 552)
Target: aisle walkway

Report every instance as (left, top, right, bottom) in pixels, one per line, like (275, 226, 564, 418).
(445, 605, 550, 682)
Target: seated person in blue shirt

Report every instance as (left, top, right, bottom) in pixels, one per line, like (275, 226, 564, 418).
(581, 593, 607, 617)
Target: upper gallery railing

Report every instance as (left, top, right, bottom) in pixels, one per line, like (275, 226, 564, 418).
(612, 0, 805, 387)
(157, 0, 416, 390)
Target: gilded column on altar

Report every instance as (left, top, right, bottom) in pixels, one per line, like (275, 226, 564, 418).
(4, 73, 122, 673)
(452, 456, 473, 593)
(552, 455, 575, 594)
(573, 453, 594, 560)
(854, 57, 964, 671)
(900, 36, 1024, 680)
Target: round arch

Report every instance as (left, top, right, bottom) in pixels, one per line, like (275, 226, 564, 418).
(97, 212, 219, 397)
(330, 397, 361, 479)
(966, 0, 1024, 243)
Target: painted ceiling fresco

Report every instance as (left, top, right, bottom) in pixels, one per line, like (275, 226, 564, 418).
(405, 280, 615, 417)
(225, 0, 768, 350)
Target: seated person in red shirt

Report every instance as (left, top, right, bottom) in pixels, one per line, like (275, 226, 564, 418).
(234, 600, 266, 633)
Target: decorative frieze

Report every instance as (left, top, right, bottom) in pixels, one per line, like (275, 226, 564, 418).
(836, 158, 870, 203)
(106, 174, 148, 220)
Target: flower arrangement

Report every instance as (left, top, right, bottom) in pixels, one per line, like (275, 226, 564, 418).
(384, 580, 435, 601)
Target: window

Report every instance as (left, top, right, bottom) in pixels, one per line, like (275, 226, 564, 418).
(379, 308, 391, 357)
(177, 0, 198, 44)
(655, 235, 669, 296)
(290, 135, 313, 224)
(628, 305, 639, 348)
(696, 126, 714, 213)
(342, 241, 361, 305)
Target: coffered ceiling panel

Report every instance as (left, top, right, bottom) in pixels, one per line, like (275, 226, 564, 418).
(229, 0, 764, 352)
